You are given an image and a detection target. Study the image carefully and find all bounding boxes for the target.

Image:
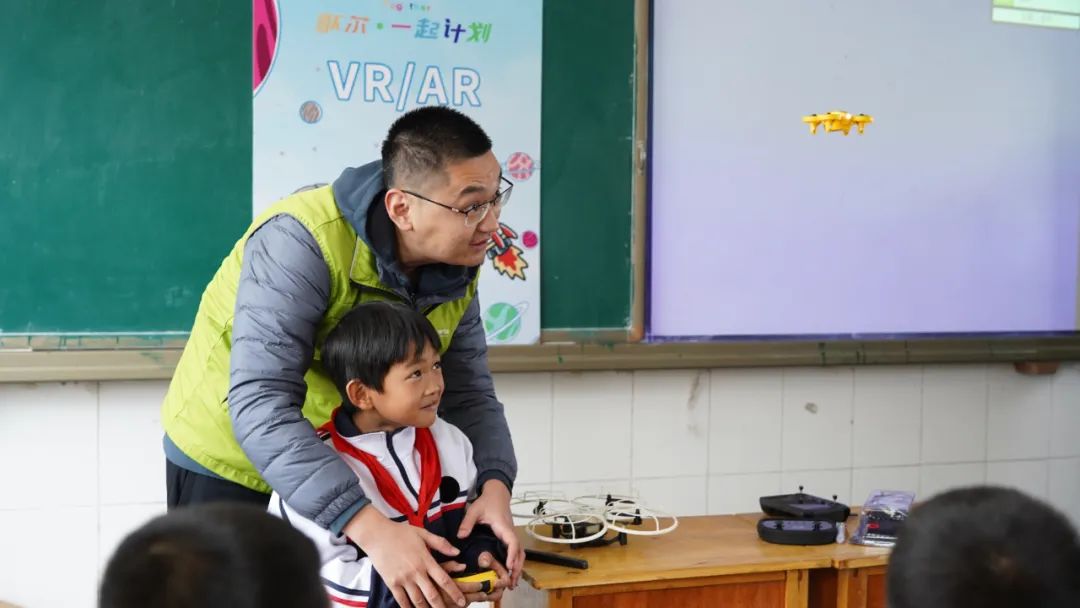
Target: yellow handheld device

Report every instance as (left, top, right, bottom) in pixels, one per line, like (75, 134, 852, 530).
(453, 569, 499, 594)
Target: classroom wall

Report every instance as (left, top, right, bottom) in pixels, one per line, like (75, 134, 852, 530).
(2, 363, 1079, 607)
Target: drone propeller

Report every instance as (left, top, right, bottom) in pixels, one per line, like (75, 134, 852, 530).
(525, 510, 609, 545)
(516, 490, 679, 545)
(571, 492, 640, 513)
(510, 491, 575, 522)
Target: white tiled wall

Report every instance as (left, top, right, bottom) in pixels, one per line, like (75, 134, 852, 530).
(2, 362, 1079, 607)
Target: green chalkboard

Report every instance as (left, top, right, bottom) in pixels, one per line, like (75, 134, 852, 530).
(0, 1, 636, 341)
(540, 1, 636, 334)
(0, 1, 251, 336)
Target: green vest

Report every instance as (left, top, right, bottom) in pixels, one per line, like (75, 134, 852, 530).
(161, 185, 477, 492)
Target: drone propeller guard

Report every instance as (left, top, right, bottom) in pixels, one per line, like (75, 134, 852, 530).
(513, 491, 679, 547)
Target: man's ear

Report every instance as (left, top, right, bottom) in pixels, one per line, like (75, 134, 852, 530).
(345, 379, 377, 411)
(385, 189, 414, 231)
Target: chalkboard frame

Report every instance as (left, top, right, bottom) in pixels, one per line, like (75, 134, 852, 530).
(637, 0, 1080, 366)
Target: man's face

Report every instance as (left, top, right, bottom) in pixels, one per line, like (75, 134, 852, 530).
(403, 151, 504, 268)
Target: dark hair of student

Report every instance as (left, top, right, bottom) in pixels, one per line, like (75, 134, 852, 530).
(99, 502, 327, 608)
(887, 486, 1080, 608)
(322, 301, 442, 407)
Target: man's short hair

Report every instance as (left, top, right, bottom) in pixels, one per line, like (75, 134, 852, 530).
(381, 106, 492, 188)
(887, 486, 1080, 608)
(322, 301, 442, 403)
(99, 503, 326, 608)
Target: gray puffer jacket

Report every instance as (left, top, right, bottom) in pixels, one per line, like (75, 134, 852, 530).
(227, 160, 517, 532)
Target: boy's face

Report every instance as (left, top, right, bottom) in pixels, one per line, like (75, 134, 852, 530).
(366, 341, 444, 429)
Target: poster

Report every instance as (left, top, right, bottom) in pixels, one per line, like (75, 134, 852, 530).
(253, 0, 542, 344)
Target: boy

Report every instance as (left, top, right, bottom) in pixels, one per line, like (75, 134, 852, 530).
(887, 486, 1080, 608)
(270, 301, 508, 607)
(99, 503, 326, 608)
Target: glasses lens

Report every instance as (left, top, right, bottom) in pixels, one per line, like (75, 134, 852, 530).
(465, 203, 489, 227)
(498, 186, 512, 210)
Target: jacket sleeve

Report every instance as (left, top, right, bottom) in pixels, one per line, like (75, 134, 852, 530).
(437, 296, 518, 491)
(228, 214, 369, 529)
(270, 492, 382, 607)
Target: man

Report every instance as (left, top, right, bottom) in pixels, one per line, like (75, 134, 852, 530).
(161, 106, 522, 608)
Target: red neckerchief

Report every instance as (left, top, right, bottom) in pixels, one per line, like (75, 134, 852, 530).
(319, 408, 442, 528)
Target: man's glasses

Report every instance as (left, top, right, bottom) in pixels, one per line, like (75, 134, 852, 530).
(402, 175, 514, 227)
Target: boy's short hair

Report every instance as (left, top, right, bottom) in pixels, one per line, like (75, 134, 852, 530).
(887, 486, 1080, 608)
(322, 301, 442, 401)
(99, 503, 326, 608)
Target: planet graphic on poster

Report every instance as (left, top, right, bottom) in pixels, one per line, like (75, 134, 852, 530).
(483, 301, 529, 343)
(253, 0, 280, 94)
(506, 152, 535, 181)
(299, 100, 322, 124)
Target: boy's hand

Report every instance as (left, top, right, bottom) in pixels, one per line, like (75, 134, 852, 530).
(439, 552, 511, 603)
(457, 479, 524, 589)
(455, 481, 522, 591)
(345, 505, 466, 608)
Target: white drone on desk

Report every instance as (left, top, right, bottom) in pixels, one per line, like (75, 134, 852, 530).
(511, 491, 679, 547)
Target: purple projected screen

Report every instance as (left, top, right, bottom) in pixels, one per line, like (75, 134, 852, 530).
(650, 2, 1080, 339)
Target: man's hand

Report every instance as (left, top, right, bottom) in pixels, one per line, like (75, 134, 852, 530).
(438, 552, 511, 604)
(457, 479, 525, 589)
(345, 505, 466, 608)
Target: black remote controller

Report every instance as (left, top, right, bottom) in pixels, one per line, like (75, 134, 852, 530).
(757, 518, 839, 546)
(759, 486, 850, 522)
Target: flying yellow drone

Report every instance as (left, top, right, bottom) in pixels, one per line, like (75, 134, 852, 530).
(802, 111, 873, 135)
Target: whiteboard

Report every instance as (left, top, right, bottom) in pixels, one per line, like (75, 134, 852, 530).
(649, 1, 1080, 338)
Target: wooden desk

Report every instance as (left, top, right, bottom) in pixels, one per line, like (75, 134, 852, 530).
(730, 515, 889, 608)
(500, 514, 889, 608)
(807, 555, 889, 608)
